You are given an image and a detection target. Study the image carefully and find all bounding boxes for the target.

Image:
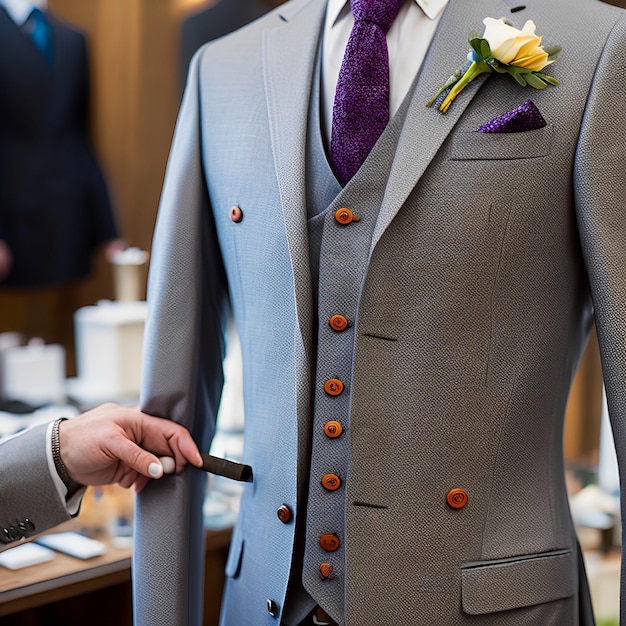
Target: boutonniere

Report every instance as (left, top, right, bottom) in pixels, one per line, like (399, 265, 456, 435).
(427, 18, 561, 113)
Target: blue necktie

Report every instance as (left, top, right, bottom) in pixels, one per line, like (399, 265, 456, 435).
(25, 8, 53, 64)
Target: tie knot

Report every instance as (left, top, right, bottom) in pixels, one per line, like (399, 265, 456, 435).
(351, 0, 405, 32)
(26, 7, 46, 27)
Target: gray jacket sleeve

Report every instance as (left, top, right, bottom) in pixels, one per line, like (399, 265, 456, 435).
(0, 423, 72, 548)
(574, 13, 626, 621)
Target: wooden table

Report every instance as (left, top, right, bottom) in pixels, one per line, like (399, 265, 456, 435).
(0, 524, 232, 625)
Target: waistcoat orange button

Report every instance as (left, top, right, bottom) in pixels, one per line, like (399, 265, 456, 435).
(321, 473, 342, 491)
(320, 533, 340, 552)
(323, 421, 343, 438)
(329, 315, 349, 332)
(323, 379, 344, 396)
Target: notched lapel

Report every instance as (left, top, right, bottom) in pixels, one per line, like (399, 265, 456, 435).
(262, 0, 326, 362)
(371, 0, 509, 251)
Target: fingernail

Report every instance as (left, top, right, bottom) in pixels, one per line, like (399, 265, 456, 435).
(159, 456, 176, 474)
(149, 462, 163, 478)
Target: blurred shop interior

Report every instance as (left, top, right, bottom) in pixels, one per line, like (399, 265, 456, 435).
(0, 0, 625, 625)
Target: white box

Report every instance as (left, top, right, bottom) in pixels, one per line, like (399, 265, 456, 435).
(1, 343, 66, 405)
(73, 301, 147, 399)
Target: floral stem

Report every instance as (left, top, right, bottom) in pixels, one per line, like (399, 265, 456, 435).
(439, 61, 492, 113)
(426, 70, 462, 108)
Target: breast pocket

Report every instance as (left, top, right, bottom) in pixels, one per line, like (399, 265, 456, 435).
(461, 548, 577, 615)
(450, 125, 554, 161)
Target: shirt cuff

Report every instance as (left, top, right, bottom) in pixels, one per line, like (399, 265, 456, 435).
(45, 421, 85, 516)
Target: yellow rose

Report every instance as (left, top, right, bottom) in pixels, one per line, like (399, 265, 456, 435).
(482, 17, 550, 72)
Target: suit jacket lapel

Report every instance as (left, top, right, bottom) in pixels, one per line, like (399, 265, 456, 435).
(372, 0, 509, 250)
(262, 0, 326, 363)
(0, 7, 53, 73)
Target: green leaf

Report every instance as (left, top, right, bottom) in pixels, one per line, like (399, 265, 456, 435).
(525, 73, 548, 89)
(488, 58, 508, 73)
(467, 29, 481, 42)
(480, 39, 491, 59)
(544, 45, 562, 60)
(509, 71, 528, 87)
(505, 64, 526, 74)
(469, 37, 484, 59)
(535, 72, 559, 86)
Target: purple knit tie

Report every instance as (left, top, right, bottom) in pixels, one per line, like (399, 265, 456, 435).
(330, 0, 405, 185)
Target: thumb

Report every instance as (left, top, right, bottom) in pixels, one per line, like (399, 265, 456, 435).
(110, 436, 163, 479)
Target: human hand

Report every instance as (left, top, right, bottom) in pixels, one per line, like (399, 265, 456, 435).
(0, 240, 13, 282)
(58, 403, 203, 493)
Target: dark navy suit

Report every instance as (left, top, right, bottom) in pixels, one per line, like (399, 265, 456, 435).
(0, 8, 117, 287)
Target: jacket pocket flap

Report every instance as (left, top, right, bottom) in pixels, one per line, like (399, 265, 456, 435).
(461, 549, 576, 615)
(450, 124, 554, 161)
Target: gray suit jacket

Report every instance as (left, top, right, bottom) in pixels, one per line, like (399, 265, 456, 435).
(136, 0, 626, 624)
(0, 424, 71, 546)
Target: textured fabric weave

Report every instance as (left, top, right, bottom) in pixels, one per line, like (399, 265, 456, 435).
(329, 0, 405, 185)
(301, 47, 412, 624)
(135, 0, 626, 623)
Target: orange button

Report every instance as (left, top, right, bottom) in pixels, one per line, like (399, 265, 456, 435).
(321, 473, 342, 491)
(323, 421, 343, 438)
(324, 379, 344, 396)
(276, 505, 293, 524)
(319, 562, 336, 580)
(230, 206, 243, 223)
(334, 208, 360, 225)
(320, 533, 340, 552)
(447, 488, 469, 509)
(329, 315, 348, 332)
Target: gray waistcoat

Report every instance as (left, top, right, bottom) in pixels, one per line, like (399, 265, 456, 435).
(284, 51, 414, 625)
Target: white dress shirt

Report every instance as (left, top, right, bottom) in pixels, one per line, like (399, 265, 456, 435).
(322, 0, 449, 142)
(0, 0, 47, 25)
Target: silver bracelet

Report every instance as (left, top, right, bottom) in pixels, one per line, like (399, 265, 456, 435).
(51, 417, 71, 486)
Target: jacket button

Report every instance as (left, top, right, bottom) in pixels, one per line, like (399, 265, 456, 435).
(323, 421, 343, 438)
(276, 505, 293, 524)
(321, 473, 341, 491)
(20, 519, 35, 534)
(319, 562, 336, 579)
(230, 206, 243, 223)
(323, 378, 344, 396)
(334, 207, 360, 225)
(3, 526, 21, 542)
(447, 488, 469, 509)
(329, 314, 348, 332)
(266, 599, 279, 617)
(320, 533, 340, 552)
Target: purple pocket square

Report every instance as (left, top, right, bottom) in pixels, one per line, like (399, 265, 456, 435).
(478, 100, 547, 133)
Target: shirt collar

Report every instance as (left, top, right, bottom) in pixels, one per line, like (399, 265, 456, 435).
(0, 0, 48, 26)
(326, 0, 448, 27)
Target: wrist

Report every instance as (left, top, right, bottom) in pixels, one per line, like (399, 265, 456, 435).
(51, 418, 82, 494)
(51, 418, 70, 484)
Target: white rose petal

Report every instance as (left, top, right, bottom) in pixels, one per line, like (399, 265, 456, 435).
(482, 17, 544, 66)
